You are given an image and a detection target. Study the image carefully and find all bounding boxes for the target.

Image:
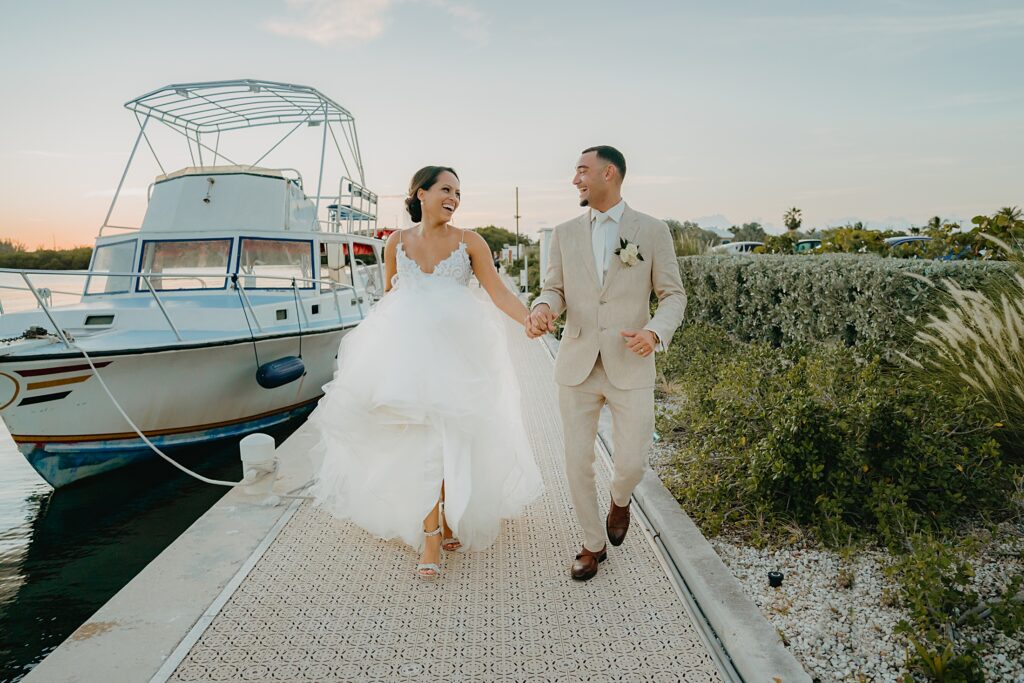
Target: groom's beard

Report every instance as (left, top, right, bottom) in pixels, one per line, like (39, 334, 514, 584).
(579, 198, 589, 207)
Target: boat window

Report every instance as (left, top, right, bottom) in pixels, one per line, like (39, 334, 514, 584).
(138, 239, 231, 291)
(320, 241, 351, 291)
(237, 238, 314, 289)
(85, 239, 137, 294)
(319, 240, 380, 296)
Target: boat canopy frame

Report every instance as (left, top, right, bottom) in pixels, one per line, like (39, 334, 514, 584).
(103, 79, 373, 236)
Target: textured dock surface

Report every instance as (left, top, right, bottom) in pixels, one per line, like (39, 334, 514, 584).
(168, 291, 723, 682)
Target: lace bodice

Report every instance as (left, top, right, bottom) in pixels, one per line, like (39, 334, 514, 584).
(394, 240, 472, 289)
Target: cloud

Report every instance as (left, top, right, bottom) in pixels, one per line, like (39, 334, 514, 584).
(424, 0, 489, 45)
(265, 0, 489, 47)
(265, 0, 393, 46)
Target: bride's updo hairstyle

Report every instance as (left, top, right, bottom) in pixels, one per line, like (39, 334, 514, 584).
(405, 166, 459, 223)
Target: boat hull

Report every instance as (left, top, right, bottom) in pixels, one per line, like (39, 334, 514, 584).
(0, 327, 350, 488)
(22, 400, 317, 488)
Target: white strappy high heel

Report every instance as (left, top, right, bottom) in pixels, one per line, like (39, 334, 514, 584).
(440, 501, 463, 552)
(416, 526, 443, 579)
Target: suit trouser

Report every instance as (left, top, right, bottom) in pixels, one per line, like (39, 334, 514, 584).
(558, 354, 655, 553)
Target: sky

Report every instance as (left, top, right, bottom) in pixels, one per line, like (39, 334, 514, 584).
(0, 0, 1022, 248)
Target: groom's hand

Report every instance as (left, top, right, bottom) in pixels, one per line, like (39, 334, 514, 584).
(527, 304, 556, 338)
(621, 329, 657, 357)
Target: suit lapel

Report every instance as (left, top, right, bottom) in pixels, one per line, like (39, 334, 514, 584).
(599, 205, 641, 296)
(575, 212, 601, 288)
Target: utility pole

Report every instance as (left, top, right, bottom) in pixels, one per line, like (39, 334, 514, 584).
(515, 187, 527, 293)
(514, 186, 520, 259)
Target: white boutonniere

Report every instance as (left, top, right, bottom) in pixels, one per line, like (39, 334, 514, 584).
(614, 238, 644, 266)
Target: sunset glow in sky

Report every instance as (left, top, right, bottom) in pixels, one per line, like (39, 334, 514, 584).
(1, 0, 1022, 248)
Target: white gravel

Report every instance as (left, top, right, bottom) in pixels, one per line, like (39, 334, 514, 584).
(705, 531, 1024, 683)
(710, 540, 907, 681)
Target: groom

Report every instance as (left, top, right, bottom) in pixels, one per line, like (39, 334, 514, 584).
(527, 146, 686, 580)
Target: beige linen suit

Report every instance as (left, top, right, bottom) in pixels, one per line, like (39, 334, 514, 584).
(533, 204, 686, 552)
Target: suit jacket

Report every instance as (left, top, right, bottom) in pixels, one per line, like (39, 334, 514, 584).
(533, 204, 687, 390)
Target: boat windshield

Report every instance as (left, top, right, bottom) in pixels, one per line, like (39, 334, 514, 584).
(138, 239, 232, 291)
(86, 239, 137, 294)
(237, 238, 314, 289)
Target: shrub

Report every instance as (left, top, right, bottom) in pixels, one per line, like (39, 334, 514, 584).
(888, 533, 1024, 681)
(657, 324, 1013, 548)
(890, 535, 986, 682)
(675, 232, 715, 256)
(901, 271, 1024, 460)
(676, 254, 1016, 355)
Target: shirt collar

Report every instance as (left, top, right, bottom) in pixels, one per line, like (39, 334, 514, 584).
(591, 198, 626, 225)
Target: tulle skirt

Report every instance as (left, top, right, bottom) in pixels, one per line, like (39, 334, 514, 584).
(308, 277, 544, 552)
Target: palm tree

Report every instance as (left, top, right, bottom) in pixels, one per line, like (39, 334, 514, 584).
(783, 207, 802, 232)
(927, 216, 942, 231)
(996, 206, 1023, 222)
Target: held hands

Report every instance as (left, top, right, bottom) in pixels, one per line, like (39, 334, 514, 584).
(525, 304, 556, 339)
(621, 329, 658, 357)
(522, 308, 659, 354)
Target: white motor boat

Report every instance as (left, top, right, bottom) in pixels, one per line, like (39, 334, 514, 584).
(0, 80, 386, 488)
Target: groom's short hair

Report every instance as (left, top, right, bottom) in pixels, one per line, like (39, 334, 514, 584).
(582, 145, 626, 181)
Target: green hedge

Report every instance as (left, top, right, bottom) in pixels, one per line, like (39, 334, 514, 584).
(677, 254, 1016, 353)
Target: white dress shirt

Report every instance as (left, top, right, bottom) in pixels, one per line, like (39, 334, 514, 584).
(590, 199, 664, 352)
(590, 199, 625, 286)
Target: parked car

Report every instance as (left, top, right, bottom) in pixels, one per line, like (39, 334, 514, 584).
(883, 235, 932, 248)
(711, 241, 764, 254)
(884, 235, 969, 260)
(795, 239, 822, 253)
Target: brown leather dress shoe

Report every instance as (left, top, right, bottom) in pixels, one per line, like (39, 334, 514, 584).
(570, 545, 607, 581)
(606, 500, 631, 546)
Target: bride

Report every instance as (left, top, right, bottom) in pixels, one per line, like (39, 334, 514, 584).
(308, 166, 544, 578)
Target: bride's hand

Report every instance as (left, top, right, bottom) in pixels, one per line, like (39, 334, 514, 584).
(524, 314, 545, 338)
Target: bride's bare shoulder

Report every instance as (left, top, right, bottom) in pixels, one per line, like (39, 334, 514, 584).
(457, 228, 485, 246)
(459, 229, 488, 255)
(384, 229, 405, 250)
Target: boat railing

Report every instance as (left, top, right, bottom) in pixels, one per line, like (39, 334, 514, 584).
(0, 268, 364, 349)
(313, 176, 378, 236)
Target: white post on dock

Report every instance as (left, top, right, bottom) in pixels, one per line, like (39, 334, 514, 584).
(239, 433, 279, 503)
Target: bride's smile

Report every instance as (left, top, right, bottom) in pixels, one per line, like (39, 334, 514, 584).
(418, 173, 461, 221)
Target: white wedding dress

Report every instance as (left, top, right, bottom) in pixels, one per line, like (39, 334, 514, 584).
(308, 232, 544, 551)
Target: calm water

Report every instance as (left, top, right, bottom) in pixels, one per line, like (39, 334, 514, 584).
(0, 273, 85, 316)
(0, 419, 300, 682)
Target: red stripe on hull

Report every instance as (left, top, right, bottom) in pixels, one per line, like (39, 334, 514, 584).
(15, 361, 112, 377)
